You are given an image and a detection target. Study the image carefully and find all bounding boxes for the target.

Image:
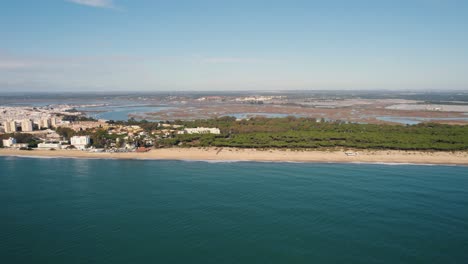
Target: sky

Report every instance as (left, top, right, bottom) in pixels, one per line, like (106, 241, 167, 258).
(1, 0, 468, 92)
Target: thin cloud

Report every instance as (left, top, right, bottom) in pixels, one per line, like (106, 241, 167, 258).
(0, 60, 39, 70)
(0, 53, 141, 70)
(66, 0, 115, 9)
(0, 54, 41, 69)
(200, 57, 263, 64)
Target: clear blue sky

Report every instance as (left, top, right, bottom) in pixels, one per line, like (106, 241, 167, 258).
(1, 0, 468, 91)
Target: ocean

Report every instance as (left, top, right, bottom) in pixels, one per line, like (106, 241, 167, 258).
(1, 157, 467, 263)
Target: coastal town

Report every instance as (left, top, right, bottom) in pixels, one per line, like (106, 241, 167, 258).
(0, 105, 221, 152)
(2, 97, 468, 154)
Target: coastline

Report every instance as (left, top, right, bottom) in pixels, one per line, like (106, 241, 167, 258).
(1, 148, 467, 165)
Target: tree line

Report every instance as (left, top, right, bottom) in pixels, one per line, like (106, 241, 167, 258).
(158, 117, 468, 151)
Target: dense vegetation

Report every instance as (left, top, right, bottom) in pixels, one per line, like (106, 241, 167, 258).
(61, 115, 97, 122)
(3, 116, 468, 151)
(55, 127, 76, 139)
(156, 117, 468, 151)
(107, 118, 161, 132)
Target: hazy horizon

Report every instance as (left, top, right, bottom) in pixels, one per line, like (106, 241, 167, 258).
(1, 0, 468, 92)
(1, 88, 468, 95)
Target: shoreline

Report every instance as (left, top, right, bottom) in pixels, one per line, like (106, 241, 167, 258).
(1, 148, 467, 166)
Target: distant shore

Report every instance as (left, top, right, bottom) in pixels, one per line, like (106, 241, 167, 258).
(1, 148, 467, 165)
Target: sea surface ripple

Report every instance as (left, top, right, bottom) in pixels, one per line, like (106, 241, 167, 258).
(1, 157, 467, 263)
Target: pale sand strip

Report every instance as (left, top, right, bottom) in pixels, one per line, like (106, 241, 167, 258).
(1, 148, 467, 165)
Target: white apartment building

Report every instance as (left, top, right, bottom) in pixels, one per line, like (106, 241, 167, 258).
(21, 119, 33, 132)
(39, 118, 51, 129)
(70, 136, 91, 150)
(51, 117, 58, 127)
(2, 137, 17, 147)
(183, 127, 221, 134)
(3, 120, 17, 133)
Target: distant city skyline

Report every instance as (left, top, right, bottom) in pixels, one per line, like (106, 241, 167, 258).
(1, 0, 468, 91)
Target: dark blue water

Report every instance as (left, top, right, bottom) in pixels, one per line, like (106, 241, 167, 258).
(1, 157, 467, 263)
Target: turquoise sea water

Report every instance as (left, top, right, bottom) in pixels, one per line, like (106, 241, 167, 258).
(1, 157, 467, 263)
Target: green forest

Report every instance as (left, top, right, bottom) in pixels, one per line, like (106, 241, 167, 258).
(157, 117, 468, 151)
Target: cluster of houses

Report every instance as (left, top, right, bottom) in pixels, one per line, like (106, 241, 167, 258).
(108, 123, 220, 139)
(2, 116, 221, 151)
(59, 120, 109, 132)
(1, 104, 225, 152)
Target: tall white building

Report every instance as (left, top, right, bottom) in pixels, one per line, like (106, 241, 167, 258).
(2, 137, 16, 147)
(70, 136, 91, 150)
(51, 117, 58, 128)
(21, 119, 33, 132)
(39, 118, 51, 129)
(3, 120, 17, 133)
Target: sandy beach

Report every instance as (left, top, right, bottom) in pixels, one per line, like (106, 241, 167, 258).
(0, 148, 467, 165)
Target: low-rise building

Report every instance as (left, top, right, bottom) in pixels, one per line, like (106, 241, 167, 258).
(183, 127, 221, 134)
(2, 137, 17, 147)
(59, 121, 107, 132)
(70, 135, 90, 150)
(37, 143, 62, 150)
(11, 143, 28, 149)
